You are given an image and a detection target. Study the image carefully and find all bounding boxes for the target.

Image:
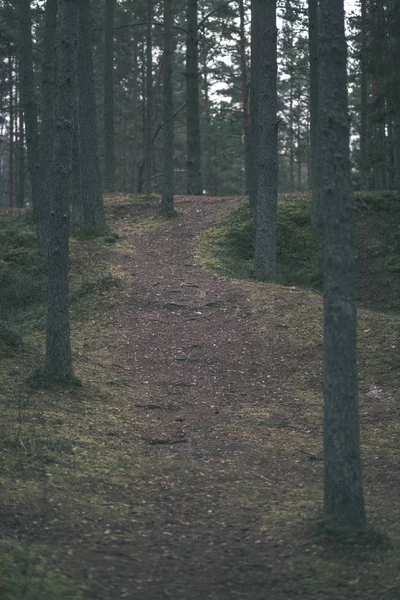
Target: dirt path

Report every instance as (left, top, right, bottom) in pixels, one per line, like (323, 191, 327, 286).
(24, 195, 398, 600)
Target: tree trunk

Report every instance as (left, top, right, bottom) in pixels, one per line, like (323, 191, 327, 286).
(71, 101, 83, 226)
(16, 79, 25, 208)
(249, 0, 259, 208)
(103, 0, 115, 193)
(319, 0, 366, 530)
(9, 55, 14, 208)
(360, 0, 369, 190)
(79, 0, 106, 227)
(18, 0, 46, 250)
(40, 0, 58, 229)
(144, 0, 153, 195)
(161, 0, 174, 213)
(309, 0, 321, 225)
(45, 0, 79, 378)
(238, 0, 250, 195)
(186, 0, 202, 195)
(131, 41, 139, 194)
(253, 0, 278, 282)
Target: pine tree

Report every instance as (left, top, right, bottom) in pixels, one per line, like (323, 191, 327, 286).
(319, 0, 366, 530)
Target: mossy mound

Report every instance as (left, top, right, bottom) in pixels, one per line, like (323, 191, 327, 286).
(197, 191, 400, 312)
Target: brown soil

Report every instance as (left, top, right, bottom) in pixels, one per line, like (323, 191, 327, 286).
(2, 195, 400, 599)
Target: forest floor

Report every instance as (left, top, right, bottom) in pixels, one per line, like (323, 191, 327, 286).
(1, 194, 400, 600)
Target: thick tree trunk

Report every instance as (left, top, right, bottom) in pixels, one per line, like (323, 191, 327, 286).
(18, 0, 46, 250)
(238, 0, 250, 195)
(45, 0, 79, 378)
(79, 0, 106, 227)
(186, 0, 202, 195)
(161, 0, 174, 213)
(319, 0, 366, 530)
(253, 0, 278, 282)
(144, 0, 153, 195)
(308, 0, 321, 225)
(39, 0, 58, 227)
(103, 0, 115, 193)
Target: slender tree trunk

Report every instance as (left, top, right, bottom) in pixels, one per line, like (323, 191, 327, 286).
(9, 55, 14, 208)
(249, 0, 259, 208)
(46, 0, 79, 378)
(161, 0, 174, 213)
(144, 0, 153, 194)
(16, 80, 25, 208)
(131, 41, 139, 194)
(79, 0, 106, 227)
(389, 0, 400, 189)
(18, 0, 46, 250)
(309, 0, 320, 225)
(253, 0, 278, 282)
(238, 0, 250, 195)
(40, 0, 58, 229)
(289, 72, 295, 192)
(71, 100, 83, 226)
(360, 0, 369, 190)
(103, 0, 115, 193)
(186, 0, 202, 195)
(319, 0, 366, 530)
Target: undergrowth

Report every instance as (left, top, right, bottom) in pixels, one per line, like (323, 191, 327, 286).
(196, 191, 400, 312)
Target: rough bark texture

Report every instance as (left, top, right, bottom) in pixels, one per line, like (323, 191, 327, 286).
(319, 0, 366, 529)
(18, 0, 46, 250)
(253, 0, 278, 282)
(45, 0, 79, 378)
(78, 0, 106, 228)
(161, 0, 174, 213)
(144, 0, 153, 195)
(238, 0, 250, 195)
(103, 0, 115, 193)
(39, 0, 58, 227)
(186, 0, 202, 195)
(9, 55, 14, 208)
(131, 41, 139, 193)
(308, 0, 321, 226)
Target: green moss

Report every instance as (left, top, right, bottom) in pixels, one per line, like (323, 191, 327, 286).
(196, 191, 400, 312)
(0, 541, 84, 600)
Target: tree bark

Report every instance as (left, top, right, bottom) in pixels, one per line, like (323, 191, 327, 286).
(45, 0, 79, 378)
(131, 40, 139, 194)
(103, 0, 115, 193)
(79, 0, 106, 227)
(18, 0, 46, 250)
(39, 0, 58, 228)
(16, 78, 25, 208)
(161, 0, 174, 213)
(71, 101, 83, 226)
(359, 0, 369, 190)
(144, 0, 153, 194)
(249, 0, 259, 208)
(8, 54, 14, 208)
(253, 0, 278, 282)
(238, 0, 250, 195)
(308, 0, 321, 225)
(319, 0, 366, 530)
(186, 0, 202, 195)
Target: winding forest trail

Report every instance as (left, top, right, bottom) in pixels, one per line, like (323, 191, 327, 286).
(78, 194, 322, 599)
(25, 195, 398, 599)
